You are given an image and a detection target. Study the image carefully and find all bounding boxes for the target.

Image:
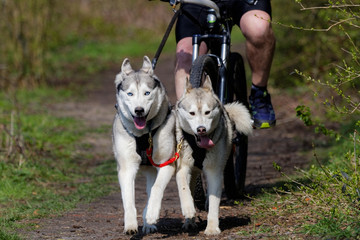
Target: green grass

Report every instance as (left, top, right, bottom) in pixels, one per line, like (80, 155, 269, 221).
(0, 231, 21, 240)
(47, 31, 177, 80)
(0, 88, 118, 238)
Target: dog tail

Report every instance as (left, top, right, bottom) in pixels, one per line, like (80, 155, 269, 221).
(224, 102, 253, 136)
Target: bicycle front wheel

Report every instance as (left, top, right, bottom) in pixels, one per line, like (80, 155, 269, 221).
(189, 55, 218, 89)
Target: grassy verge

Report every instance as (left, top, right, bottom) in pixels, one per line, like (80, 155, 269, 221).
(0, 88, 118, 239)
(240, 119, 360, 239)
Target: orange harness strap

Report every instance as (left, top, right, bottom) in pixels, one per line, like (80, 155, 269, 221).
(145, 135, 183, 168)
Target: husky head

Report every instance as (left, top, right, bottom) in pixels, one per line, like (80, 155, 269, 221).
(176, 76, 222, 149)
(115, 56, 165, 130)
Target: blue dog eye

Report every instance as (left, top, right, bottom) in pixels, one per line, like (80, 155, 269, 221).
(144, 91, 150, 96)
(127, 92, 133, 96)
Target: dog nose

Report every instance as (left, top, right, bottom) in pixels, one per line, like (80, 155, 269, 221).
(135, 107, 144, 116)
(197, 126, 207, 135)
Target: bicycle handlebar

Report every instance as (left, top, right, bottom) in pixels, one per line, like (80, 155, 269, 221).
(156, 0, 220, 18)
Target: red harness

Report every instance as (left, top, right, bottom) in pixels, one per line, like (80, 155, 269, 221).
(145, 135, 183, 168)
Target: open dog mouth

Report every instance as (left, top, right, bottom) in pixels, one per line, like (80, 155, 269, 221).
(134, 116, 147, 130)
(195, 134, 215, 149)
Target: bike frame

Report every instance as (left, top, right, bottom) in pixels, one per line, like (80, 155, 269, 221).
(192, 31, 232, 103)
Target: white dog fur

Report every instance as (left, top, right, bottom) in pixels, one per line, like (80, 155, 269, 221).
(112, 56, 176, 234)
(175, 76, 252, 235)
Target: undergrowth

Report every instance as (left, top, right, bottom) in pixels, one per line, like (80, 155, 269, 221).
(245, 1, 360, 238)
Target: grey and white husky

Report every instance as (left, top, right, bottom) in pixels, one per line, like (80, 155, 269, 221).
(175, 76, 253, 235)
(112, 56, 176, 234)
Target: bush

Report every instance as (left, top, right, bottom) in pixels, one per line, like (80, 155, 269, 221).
(290, 1, 360, 237)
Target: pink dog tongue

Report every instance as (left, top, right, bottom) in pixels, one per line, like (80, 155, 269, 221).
(134, 117, 146, 129)
(198, 136, 215, 149)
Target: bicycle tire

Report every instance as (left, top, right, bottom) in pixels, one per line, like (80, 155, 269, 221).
(189, 55, 218, 89)
(223, 52, 248, 199)
(189, 55, 219, 210)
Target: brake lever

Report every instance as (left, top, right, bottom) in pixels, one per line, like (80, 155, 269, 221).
(245, 0, 258, 5)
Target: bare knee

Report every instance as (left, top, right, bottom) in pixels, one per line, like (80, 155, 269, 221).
(240, 10, 275, 48)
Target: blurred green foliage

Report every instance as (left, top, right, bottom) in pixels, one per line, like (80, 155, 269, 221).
(0, 0, 172, 88)
(272, 0, 359, 87)
(1, 0, 358, 89)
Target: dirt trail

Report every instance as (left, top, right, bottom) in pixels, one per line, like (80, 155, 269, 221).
(19, 55, 315, 239)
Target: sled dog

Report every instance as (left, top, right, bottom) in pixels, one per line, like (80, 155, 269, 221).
(175, 76, 252, 235)
(112, 56, 176, 234)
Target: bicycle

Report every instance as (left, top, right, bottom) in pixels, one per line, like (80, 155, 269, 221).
(151, 0, 249, 202)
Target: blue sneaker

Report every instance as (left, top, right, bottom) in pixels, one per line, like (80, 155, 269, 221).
(249, 85, 276, 129)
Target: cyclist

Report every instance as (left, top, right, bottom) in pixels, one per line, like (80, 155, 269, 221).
(174, 0, 276, 129)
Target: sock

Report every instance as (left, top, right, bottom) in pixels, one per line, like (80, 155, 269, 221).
(251, 84, 267, 92)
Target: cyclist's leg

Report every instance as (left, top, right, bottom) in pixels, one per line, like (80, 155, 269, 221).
(241, 10, 276, 128)
(240, 10, 275, 89)
(175, 4, 208, 100)
(175, 38, 207, 99)
(233, 0, 276, 128)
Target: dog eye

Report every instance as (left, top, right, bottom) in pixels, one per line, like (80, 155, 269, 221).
(127, 92, 133, 96)
(205, 111, 210, 115)
(144, 91, 150, 96)
(189, 112, 195, 116)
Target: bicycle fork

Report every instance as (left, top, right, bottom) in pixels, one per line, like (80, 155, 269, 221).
(192, 33, 230, 104)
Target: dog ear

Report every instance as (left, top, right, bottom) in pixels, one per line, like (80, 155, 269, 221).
(121, 58, 134, 75)
(202, 75, 214, 92)
(114, 58, 133, 92)
(140, 56, 153, 75)
(185, 77, 193, 93)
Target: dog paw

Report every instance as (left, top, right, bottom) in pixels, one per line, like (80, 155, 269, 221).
(204, 226, 221, 235)
(142, 224, 157, 234)
(182, 217, 197, 231)
(124, 227, 138, 235)
(124, 220, 138, 235)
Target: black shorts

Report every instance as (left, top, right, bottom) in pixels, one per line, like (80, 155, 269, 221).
(175, 0, 272, 43)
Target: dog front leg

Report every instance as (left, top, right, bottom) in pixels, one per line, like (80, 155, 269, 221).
(118, 165, 138, 234)
(141, 167, 158, 234)
(145, 164, 175, 231)
(176, 165, 197, 230)
(203, 167, 222, 235)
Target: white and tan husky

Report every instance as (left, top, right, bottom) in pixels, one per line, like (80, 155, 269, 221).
(175, 76, 253, 235)
(112, 56, 176, 234)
